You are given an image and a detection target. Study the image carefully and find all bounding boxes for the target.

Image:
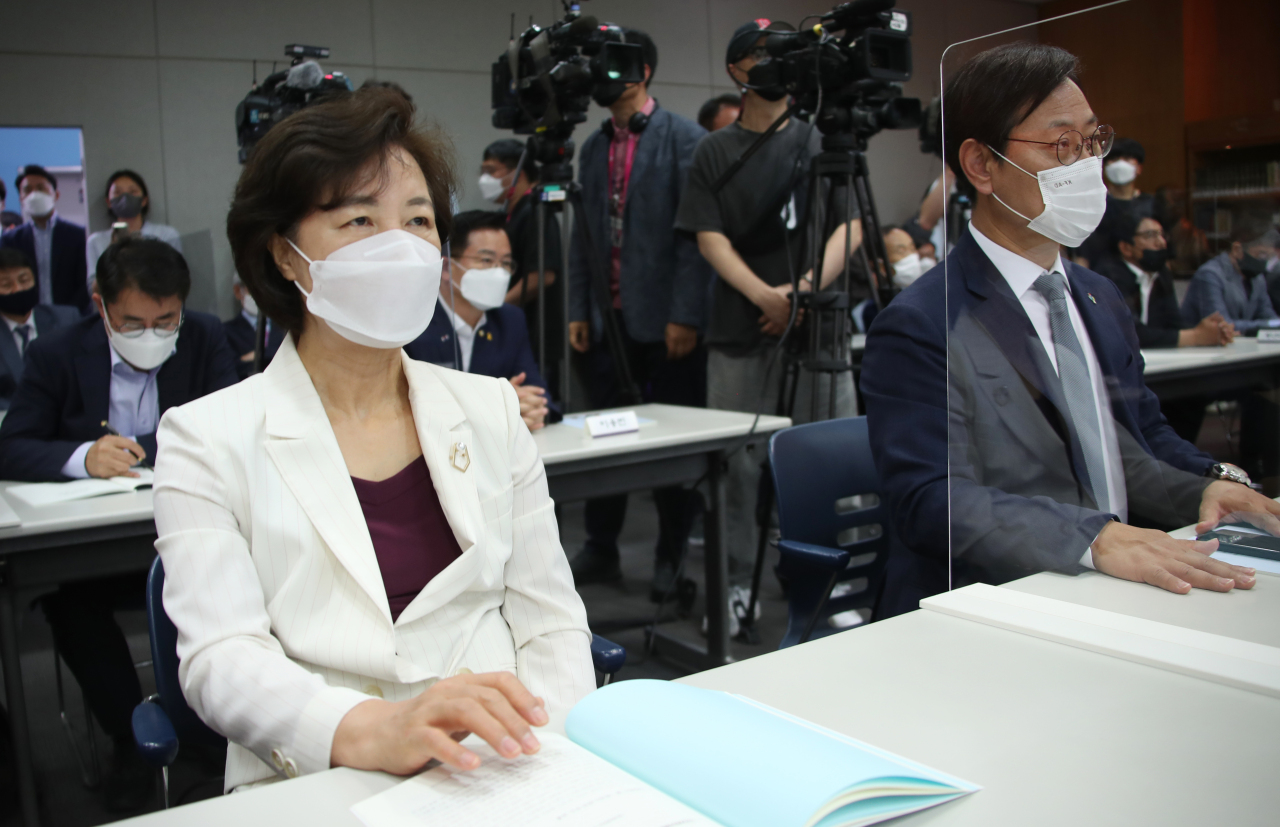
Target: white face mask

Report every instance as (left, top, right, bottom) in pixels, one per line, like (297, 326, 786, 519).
(288, 229, 442, 349)
(477, 173, 509, 203)
(241, 290, 258, 318)
(1104, 159, 1137, 185)
(455, 264, 511, 311)
(22, 190, 55, 218)
(987, 148, 1107, 248)
(104, 319, 179, 371)
(891, 253, 925, 290)
(920, 255, 938, 270)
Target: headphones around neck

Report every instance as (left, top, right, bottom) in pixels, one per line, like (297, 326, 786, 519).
(601, 108, 651, 138)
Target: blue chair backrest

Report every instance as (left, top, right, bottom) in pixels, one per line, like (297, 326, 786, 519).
(768, 416, 891, 645)
(147, 557, 226, 749)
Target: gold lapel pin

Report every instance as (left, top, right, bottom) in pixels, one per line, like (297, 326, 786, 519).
(449, 440, 471, 472)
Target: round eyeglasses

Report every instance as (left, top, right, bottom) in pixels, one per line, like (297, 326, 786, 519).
(110, 311, 183, 339)
(1007, 124, 1115, 167)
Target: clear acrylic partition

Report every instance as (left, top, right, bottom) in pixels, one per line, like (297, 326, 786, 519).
(925, 0, 1280, 601)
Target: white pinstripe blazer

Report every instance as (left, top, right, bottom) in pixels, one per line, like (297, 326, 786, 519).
(152, 335, 594, 791)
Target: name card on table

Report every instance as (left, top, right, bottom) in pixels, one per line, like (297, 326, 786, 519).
(1258, 329, 1280, 343)
(585, 410, 639, 438)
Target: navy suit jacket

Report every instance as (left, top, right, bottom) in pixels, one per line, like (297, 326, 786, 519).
(569, 105, 713, 343)
(0, 304, 81, 408)
(404, 301, 558, 421)
(0, 219, 91, 311)
(861, 229, 1214, 617)
(0, 310, 238, 481)
(223, 314, 286, 381)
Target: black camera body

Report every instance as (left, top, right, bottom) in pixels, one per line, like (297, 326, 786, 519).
(747, 0, 921, 140)
(490, 3, 644, 178)
(235, 44, 352, 163)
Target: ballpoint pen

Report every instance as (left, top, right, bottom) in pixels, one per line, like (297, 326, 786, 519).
(101, 421, 149, 468)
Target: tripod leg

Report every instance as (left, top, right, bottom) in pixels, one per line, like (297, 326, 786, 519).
(536, 197, 547, 381)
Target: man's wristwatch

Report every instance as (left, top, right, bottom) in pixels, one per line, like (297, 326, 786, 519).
(1206, 462, 1253, 486)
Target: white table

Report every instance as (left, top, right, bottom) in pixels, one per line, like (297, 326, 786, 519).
(1140, 338, 1280, 400)
(114, 568, 1280, 827)
(0, 404, 790, 826)
(0, 483, 158, 827)
(534, 404, 791, 671)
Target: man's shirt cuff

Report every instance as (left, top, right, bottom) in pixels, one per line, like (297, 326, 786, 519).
(61, 442, 94, 480)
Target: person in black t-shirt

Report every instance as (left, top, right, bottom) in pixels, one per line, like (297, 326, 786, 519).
(479, 140, 565, 398)
(674, 19, 862, 627)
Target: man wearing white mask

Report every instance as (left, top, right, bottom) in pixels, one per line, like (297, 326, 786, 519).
(862, 43, 1277, 618)
(1076, 138, 1154, 268)
(0, 164, 91, 311)
(0, 236, 236, 811)
(405, 210, 552, 430)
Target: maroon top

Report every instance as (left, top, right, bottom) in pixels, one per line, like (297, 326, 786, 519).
(352, 456, 463, 621)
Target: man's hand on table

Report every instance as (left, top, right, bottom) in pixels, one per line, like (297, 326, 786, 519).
(85, 435, 145, 479)
(509, 373, 549, 431)
(1196, 479, 1280, 535)
(1091, 521, 1255, 595)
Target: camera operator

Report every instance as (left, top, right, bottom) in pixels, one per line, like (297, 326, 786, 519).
(564, 28, 713, 597)
(675, 18, 861, 612)
(478, 139, 564, 394)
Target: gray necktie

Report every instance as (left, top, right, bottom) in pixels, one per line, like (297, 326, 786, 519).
(1031, 271, 1110, 511)
(15, 324, 30, 357)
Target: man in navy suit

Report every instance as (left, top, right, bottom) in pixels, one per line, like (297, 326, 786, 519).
(404, 210, 553, 431)
(224, 275, 285, 381)
(0, 237, 236, 812)
(0, 248, 79, 408)
(861, 43, 1277, 619)
(0, 165, 90, 312)
(566, 28, 713, 595)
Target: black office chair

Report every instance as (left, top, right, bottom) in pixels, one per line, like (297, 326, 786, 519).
(133, 557, 627, 807)
(768, 416, 891, 648)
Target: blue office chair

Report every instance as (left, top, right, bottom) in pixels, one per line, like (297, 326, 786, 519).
(133, 557, 627, 807)
(768, 416, 891, 648)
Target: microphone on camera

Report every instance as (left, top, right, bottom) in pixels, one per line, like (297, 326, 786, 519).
(285, 60, 325, 90)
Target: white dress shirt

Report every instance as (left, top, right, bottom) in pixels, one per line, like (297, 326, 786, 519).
(3, 313, 36, 358)
(442, 303, 486, 373)
(30, 213, 57, 305)
(1123, 259, 1157, 325)
(60, 344, 161, 479)
(85, 221, 183, 285)
(970, 224, 1127, 565)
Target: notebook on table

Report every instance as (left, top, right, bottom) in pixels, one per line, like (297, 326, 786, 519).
(352, 679, 978, 827)
(6, 469, 154, 508)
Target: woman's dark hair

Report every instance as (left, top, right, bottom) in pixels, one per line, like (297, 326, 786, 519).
(105, 169, 150, 220)
(96, 236, 190, 305)
(226, 86, 456, 337)
(449, 209, 508, 254)
(483, 138, 538, 183)
(943, 42, 1080, 198)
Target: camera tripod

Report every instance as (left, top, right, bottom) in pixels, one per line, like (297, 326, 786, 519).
(729, 124, 897, 645)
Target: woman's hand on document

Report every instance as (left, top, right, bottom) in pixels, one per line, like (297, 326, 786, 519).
(330, 671, 550, 774)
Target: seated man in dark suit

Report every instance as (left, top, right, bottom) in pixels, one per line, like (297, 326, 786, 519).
(1093, 213, 1235, 349)
(223, 275, 285, 380)
(0, 248, 80, 408)
(0, 237, 236, 812)
(0, 165, 90, 312)
(861, 43, 1275, 619)
(404, 209, 552, 430)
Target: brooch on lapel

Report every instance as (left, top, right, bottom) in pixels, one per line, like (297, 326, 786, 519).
(1087, 293, 1096, 304)
(450, 441, 471, 472)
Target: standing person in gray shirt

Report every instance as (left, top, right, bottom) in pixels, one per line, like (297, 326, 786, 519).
(1181, 211, 1280, 335)
(675, 18, 862, 634)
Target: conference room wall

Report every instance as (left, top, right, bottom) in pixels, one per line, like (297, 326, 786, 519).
(0, 0, 1033, 318)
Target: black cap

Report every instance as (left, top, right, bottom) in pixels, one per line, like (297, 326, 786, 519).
(726, 19, 795, 65)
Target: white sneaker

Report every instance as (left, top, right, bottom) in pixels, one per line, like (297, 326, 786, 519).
(702, 585, 762, 638)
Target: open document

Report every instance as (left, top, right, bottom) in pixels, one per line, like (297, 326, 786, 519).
(6, 468, 154, 508)
(352, 680, 977, 827)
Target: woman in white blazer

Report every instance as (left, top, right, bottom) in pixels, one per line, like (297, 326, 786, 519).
(152, 87, 595, 792)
